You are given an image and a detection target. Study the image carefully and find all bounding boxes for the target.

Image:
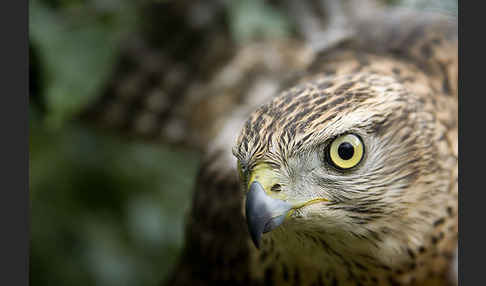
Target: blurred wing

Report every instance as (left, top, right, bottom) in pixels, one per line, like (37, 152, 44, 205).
(78, 0, 234, 149)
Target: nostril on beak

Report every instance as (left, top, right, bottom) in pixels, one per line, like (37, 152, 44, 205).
(270, 184, 282, 192)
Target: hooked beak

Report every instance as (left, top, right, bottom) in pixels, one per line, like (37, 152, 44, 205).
(245, 181, 292, 249)
(244, 164, 327, 249)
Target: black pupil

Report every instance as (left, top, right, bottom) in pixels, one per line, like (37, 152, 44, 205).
(338, 142, 354, 160)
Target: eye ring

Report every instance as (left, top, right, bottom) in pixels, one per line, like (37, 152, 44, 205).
(327, 134, 364, 170)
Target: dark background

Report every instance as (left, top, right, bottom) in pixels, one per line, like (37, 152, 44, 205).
(29, 0, 457, 285)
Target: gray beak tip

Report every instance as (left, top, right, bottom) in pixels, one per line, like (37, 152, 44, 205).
(251, 233, 261, 249)
(246, 182, 264, 249)
(245, 181, 292, 249)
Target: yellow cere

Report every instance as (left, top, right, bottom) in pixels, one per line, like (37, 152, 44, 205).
(248, 163, 279, 189)
(245, 162, 330, 209)
(329, 134, 364, 169)
(248, 163, 287, 200)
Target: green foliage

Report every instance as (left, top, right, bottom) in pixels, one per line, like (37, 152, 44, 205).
(29, 1, 203, 284)
(29, 0, 135, 129)
(226, 0, 291, 43)
(30, 109, 200, 285)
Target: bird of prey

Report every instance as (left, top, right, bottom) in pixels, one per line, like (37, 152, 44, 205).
(82, 1, 457, 285)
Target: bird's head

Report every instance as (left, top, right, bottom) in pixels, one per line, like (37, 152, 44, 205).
(232, 73, 453, 265)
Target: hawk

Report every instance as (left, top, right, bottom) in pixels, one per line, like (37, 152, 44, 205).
(82, 1, 458, 285)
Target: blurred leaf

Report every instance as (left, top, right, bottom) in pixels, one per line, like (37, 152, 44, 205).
(29, 0, 128, 129)
(226, 0, 291, 43)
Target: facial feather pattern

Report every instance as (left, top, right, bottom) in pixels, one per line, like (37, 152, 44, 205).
(233, 52, 457, 285)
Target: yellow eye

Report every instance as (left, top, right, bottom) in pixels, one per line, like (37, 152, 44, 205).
(328, 134, 364, 169)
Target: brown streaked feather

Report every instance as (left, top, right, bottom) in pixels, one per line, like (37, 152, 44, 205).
(168, 5, 457, 286)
